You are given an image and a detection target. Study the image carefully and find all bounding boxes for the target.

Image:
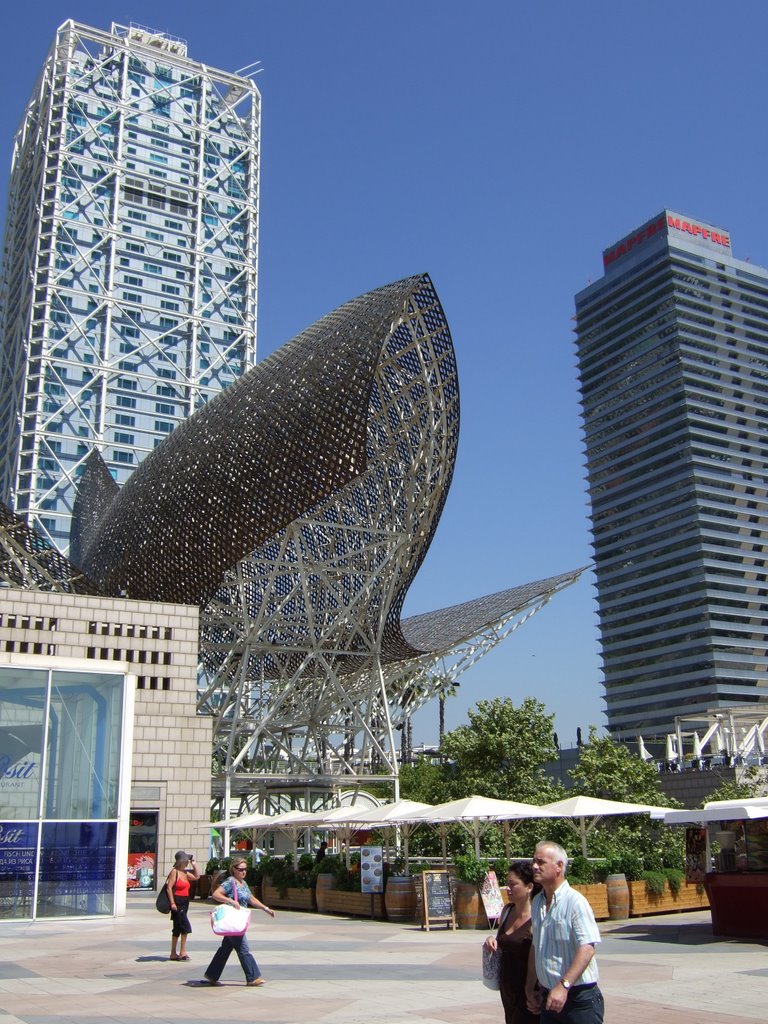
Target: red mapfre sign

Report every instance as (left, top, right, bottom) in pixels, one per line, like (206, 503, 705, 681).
(666, 214, 730, 248)
(603, 213, 731, 268)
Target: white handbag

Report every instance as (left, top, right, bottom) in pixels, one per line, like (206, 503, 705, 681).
(210, 904, 251, 936)
(481, 943, 501, 990)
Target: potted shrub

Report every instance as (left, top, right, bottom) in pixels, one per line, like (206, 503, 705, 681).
(312, 853, 342, 912)
(627, 855, 709, 916)
(313, 854, 385, 918)
(452, 853, 490, 930)
(384, 856, 418, 923)
(567, 856, 609, 921)
(260, 854, 315, 910)
(197, 856, 224, 900)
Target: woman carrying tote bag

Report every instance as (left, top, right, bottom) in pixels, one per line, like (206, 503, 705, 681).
(201, 858, 275, 987)
(482, 861, 541, 1024)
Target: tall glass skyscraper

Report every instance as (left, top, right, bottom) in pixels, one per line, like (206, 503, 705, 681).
(575, 210, 768, 742)
(0, 21, 260, 552)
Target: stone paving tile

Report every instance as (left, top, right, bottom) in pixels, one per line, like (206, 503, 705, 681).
(604, 996, 763, 1024)
(0, 902, 765, 1023)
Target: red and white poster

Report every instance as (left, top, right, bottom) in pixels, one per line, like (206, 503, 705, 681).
(127, 852, 155, 889)
(480, 870, 504, 923)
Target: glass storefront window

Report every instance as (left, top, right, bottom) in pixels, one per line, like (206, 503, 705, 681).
(38, 821, 117, 917)
(46, 672, 124, 819)
(0, 822, 39, 920)
(0, 666, 126, 919)
(0, 667, 47, 819)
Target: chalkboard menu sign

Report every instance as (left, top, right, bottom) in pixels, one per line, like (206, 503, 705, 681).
(420, 870, 456, 931)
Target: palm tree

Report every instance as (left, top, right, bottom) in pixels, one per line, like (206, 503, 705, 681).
(438, 676, 459, 746)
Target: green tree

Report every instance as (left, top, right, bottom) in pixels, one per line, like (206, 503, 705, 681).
(440, 697, 561, 804)
(701, 764, 765, 806)
(438, 676, 460, 745)
(399, 756, 452, 805)
(569, 727, 670, 804)
(568, 727, 680, 867)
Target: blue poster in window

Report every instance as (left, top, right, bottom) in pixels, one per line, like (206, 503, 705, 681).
(0, 822, 38, 878)
(38, 821, 117, 916)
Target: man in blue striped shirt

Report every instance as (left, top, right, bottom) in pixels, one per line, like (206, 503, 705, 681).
(525, 841, 604, 1023)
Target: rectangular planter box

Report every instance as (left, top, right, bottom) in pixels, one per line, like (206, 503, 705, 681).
(629, 880, 709, 917)
(320, 889, 386, 919)
(571, 883, 609, 921)
(262, 879, 316, 912)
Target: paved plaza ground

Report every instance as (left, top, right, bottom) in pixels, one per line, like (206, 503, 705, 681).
(0, 892, 765, 1024)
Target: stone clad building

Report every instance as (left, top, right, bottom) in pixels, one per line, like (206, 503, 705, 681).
(0, 585, 209, 918)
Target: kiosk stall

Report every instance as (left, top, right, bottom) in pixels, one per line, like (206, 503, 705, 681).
(663, 797, 768, 940)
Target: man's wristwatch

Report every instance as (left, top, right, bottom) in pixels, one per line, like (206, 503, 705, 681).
(560, 979, 572, 991)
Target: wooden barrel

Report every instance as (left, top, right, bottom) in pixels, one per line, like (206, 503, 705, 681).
(385, 876, 417, 922)
(454, 882, 487, 929)
(315, 873, 337, 913)
(606, 873, 629, 920)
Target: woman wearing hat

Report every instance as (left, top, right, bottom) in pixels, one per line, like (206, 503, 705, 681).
(166, 851, 200, 961)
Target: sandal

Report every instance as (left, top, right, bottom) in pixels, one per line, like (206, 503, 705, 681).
(170, 955, 181, 961)
(179, 955, 190, 961)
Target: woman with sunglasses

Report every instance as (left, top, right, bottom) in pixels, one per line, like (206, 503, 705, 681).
(202, 859, 276, 987)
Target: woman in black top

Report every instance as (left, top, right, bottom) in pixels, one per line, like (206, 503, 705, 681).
(483, 860, 541, 1024)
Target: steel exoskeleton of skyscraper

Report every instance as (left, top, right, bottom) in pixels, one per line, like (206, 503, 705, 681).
(0, 20, 259, 554)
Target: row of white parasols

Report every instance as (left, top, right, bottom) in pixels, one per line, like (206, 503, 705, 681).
(202, 794, 687, 866)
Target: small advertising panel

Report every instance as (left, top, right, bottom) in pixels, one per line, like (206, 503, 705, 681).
(360, 845, 384, 894)
(745, 820, 768, 872)
(127, 812, 158, 890)
(685, 827, 708, 883)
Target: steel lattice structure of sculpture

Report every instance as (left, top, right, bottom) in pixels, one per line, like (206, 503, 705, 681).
(0, 502, 99, 595)
(1, 274, 584, 810)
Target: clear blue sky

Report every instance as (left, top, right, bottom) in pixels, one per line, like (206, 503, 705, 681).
(2, 1, 766, 748)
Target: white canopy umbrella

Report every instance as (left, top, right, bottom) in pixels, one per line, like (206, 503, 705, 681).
(535, 795, 671, 858)
(257, 810, 326, 867)
(637, 735, 653, 762)
(707, 796, 768, 808)
(291, 804, 371, 826)
(692, 732, 703, 759)
(207, 804, 382, 867)
(199, 809, 277, 831)
(399, 795, 543, 858)
(342, 799, 433, 824)
(340, 800, 433, 875)
(294, 803, 382, 867)
(663, 798, 768, 825)
(205, 808, 326, 867)
(665, 734, 678, 764)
